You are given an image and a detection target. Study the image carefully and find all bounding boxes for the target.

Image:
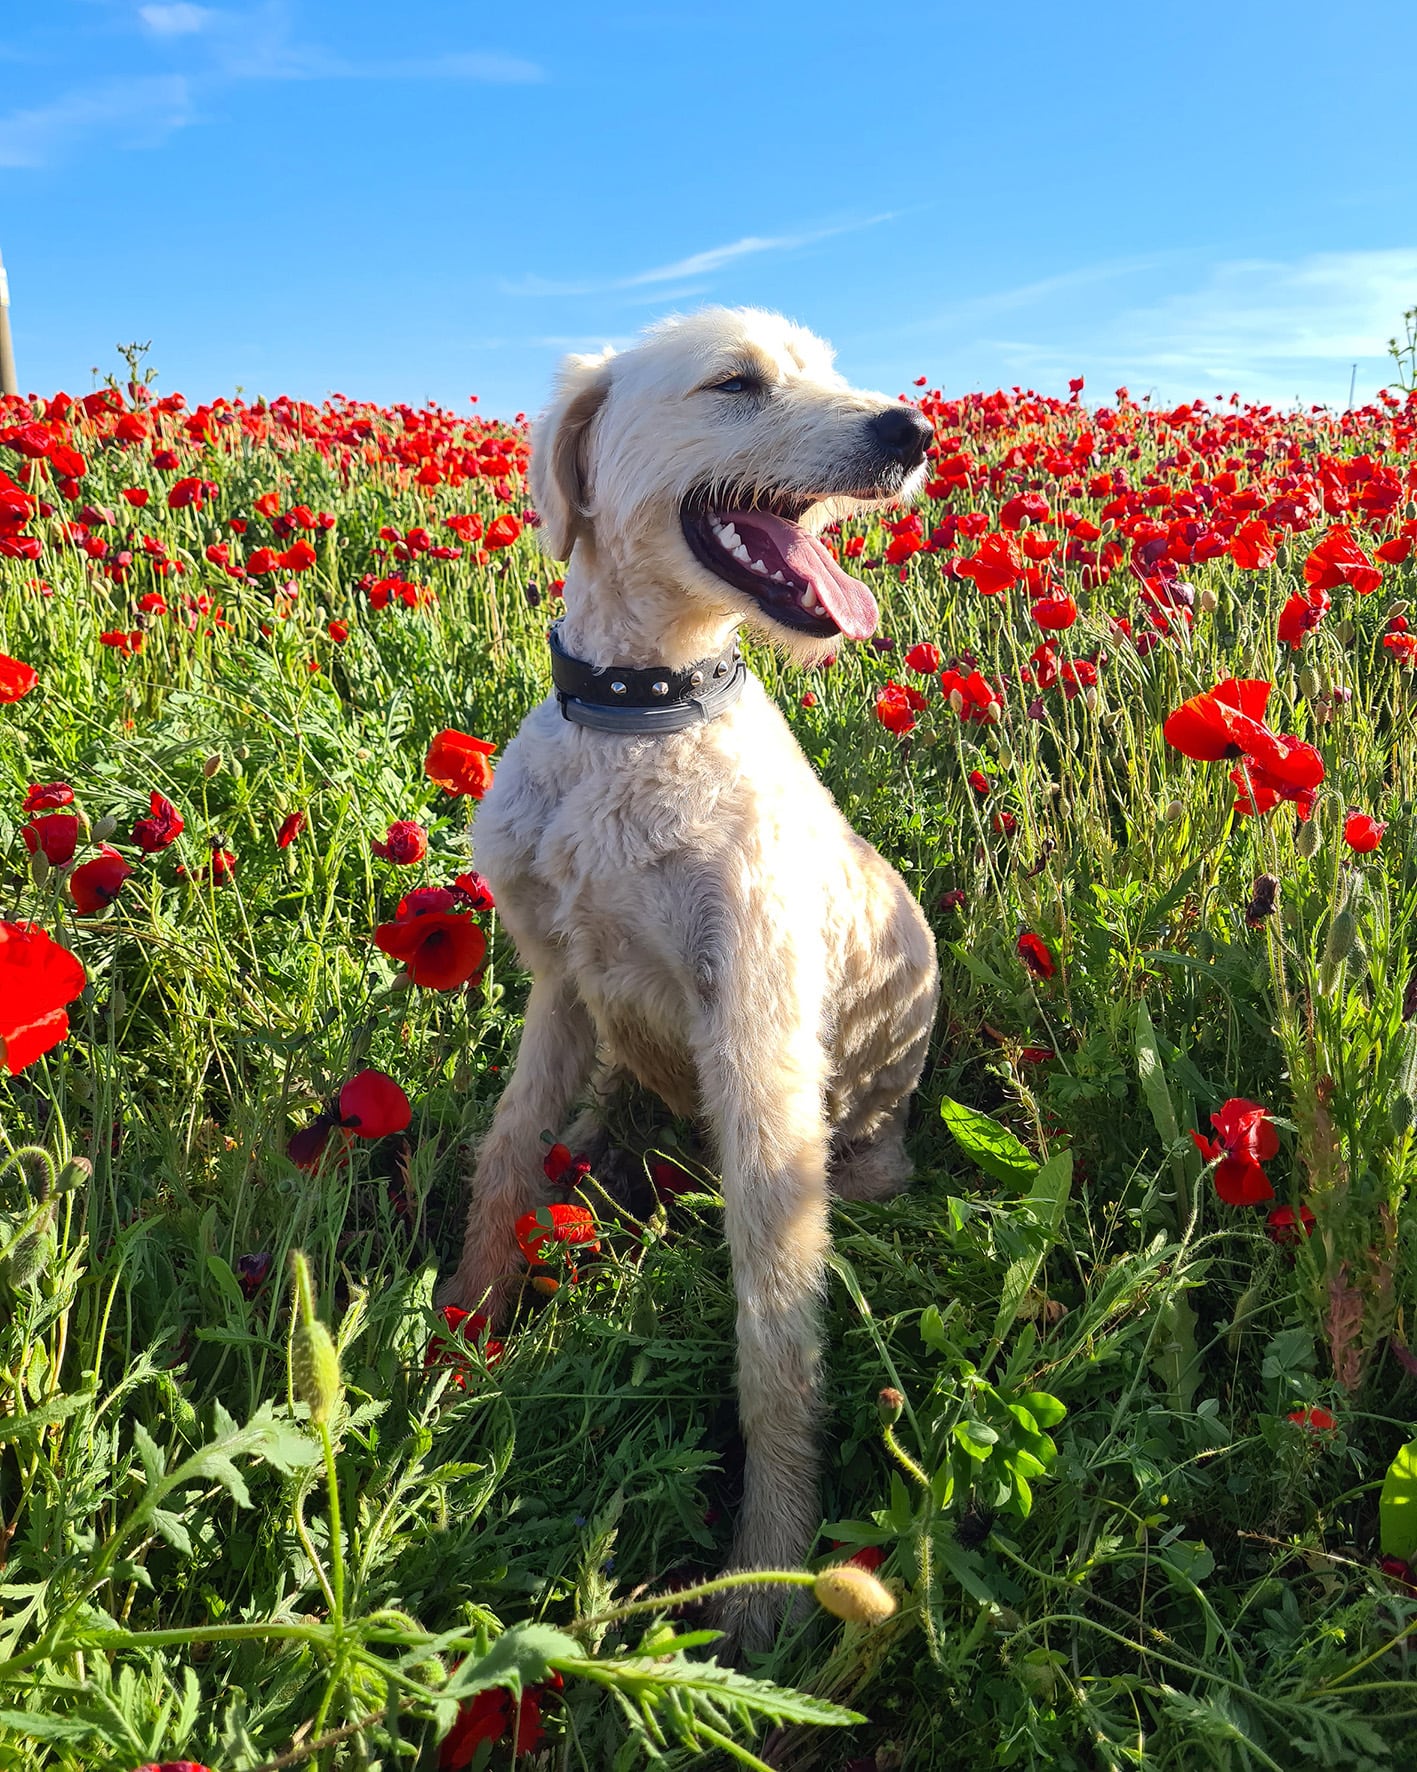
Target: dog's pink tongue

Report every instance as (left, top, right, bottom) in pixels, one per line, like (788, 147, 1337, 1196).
(735, 511, 879, 640)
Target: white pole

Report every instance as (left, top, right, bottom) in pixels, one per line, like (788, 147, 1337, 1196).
(0, 248, 16, 396)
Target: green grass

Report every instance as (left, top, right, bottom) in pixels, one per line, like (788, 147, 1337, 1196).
(1, 381, 1416, 1770)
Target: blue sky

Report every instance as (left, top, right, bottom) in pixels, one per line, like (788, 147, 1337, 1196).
(4, 0, 1415, 418)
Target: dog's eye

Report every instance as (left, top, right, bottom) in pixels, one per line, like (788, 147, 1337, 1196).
(706, 374, 757, 395)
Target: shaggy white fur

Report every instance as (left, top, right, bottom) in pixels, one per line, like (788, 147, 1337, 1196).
(445, 307, 940, 1650)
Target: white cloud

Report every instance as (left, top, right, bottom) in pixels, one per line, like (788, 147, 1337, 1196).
(139, 4, 216, 35)
(904, 247, 1417, 407)
(0, 76, 192, 168)
(504, 214, 897, 298)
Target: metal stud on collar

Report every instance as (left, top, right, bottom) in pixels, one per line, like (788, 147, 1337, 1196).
(651, 680, 669, 696)
(611, 681, 627, 695)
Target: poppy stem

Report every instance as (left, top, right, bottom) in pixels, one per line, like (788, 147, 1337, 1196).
(575, 1568, 815, 1633)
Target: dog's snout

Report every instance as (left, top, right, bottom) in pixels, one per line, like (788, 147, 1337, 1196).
(868, 406, 933, 470)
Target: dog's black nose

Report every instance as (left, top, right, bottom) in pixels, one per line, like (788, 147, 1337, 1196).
(869, 405, 933, 470)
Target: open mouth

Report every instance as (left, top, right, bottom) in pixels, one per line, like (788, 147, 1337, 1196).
(680, 496, 880, 640)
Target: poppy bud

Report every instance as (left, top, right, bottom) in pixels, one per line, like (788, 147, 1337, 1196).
(1335, 618, 1355, 646)
(1082, 687, 1098, 711)
(109, 982, 126, 1020)
(1164, 798, 1184, 823)
(91, 814, 117, 841)
(877, 1386, 904, 1425)
(1323, 903, 1358, 968)
(1408, 500, 1417, 522)
(1, 1206, 55, 1288)
(57, 1156, 92, 1191)
(1274, 544, 1290, 570)
(813, 1564, 898, 1625)
(1198, 587, 1218, 613)
(948, 688, 965, 717)
(29, 851, 49, 889)
(1298, 665, 1321, 699)
(1296, 817, 1322, 860)
(289, 1251, 342, 1425)
(203, 754, 222, 777)
(1392, 1093, 1414, 1137)
(1388, 600, 1409, 622)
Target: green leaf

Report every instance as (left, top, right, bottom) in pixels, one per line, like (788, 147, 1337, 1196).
(150, 1508, 194, 1557)
(1018, 1391, 1067, 1430)
(939, 1098, 1036, 1187)
(0, 1710, 98, 1742)
(0, 1389, 94, 1447)
(1380, 1434, 1417, 1562)
(442, 1623, 583, 1699)
(987, 1148, 1073, 1351)
(953, 1421, 999, 1460)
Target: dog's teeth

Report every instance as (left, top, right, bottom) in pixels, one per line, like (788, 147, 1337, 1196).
(800, 588, 817, 609)
(750, 558, 768, 575)
(720, 526, 741, 549)
(733, 544, 752, 564)
(770, 571, 786, 584)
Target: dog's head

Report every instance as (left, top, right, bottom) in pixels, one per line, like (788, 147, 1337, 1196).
(531, 308, 932, 662)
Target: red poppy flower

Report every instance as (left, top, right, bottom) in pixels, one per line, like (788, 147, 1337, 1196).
(957, 531, 1023, 597)
(1287, 1406, 1337, 1433)
(903, 641, 942, 674)
(0, 920, 87, 1074)
(70, 846, 133, 913)
(874, 682, 920, 735)
(121, 487, 150, 508)
(180, 847, 236, 885)
(100, 630, 144, 653)
(132, 1762, 218, 1772)
(438, 1683, 546, 1767)
(1376, 534, 1414, 566)
(1380, 1557, 1417, 1597)
(1163, 678, 1279, 764)
(453, 870, 495, 910)
(23, 782, 73, 812)
(132, 791, 184, 852)
(1384, 632, 1417, 664)
(1030, 593, 1078, 631)
(484, 512, 521, 551)
(375, 908, 487, 990)
(515, 1202, 600, 1267)
(246, 546, 279, 574)
(236, 1252, 273, 1299)
(337, 1069, 411, 1138)
(846, 1544, 887, 1572)
(1303, 525, 1381, 596)
(425, 729, 497, 798)
(1016, 931, 1055, 979)
(0, 653, 38, 701)
(277, 810, 306, 848)
(287, 1117, 339, 1169)
(1191, 1097, 1278, 1205)
(940, 667, 1003, 723)
(1342, 811, 1385, 852)
(278, 539, 317, 572)
(649, 1157, 699, 1198)
(967, 769, 991, 795)
(542, 1142, 592, 1186)
(426, 1304, 505, 1387)
(1230, 518, 1277, 570)
(1230, 738, 1324, 821)
(1266, 1202, 1316, 1244)
(1276, 584, 1330, 649)
(22, 813, 80, 865)
(372, 820, 429, 865)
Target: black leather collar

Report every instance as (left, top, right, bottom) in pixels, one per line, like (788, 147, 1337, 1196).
(548, 622, 748, 733)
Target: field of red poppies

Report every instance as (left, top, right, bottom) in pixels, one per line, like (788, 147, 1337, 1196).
(2, 359, 1416, 1770)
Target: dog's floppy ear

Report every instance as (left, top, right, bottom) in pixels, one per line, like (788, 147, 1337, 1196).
(531, 348, 615, 561)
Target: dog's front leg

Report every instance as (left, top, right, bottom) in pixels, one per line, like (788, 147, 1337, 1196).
(697, 988, 832, 1653)
(442, 972, 595, 1318)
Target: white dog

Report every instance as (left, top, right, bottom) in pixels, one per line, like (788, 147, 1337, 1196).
(445, 307, 940, 1648)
